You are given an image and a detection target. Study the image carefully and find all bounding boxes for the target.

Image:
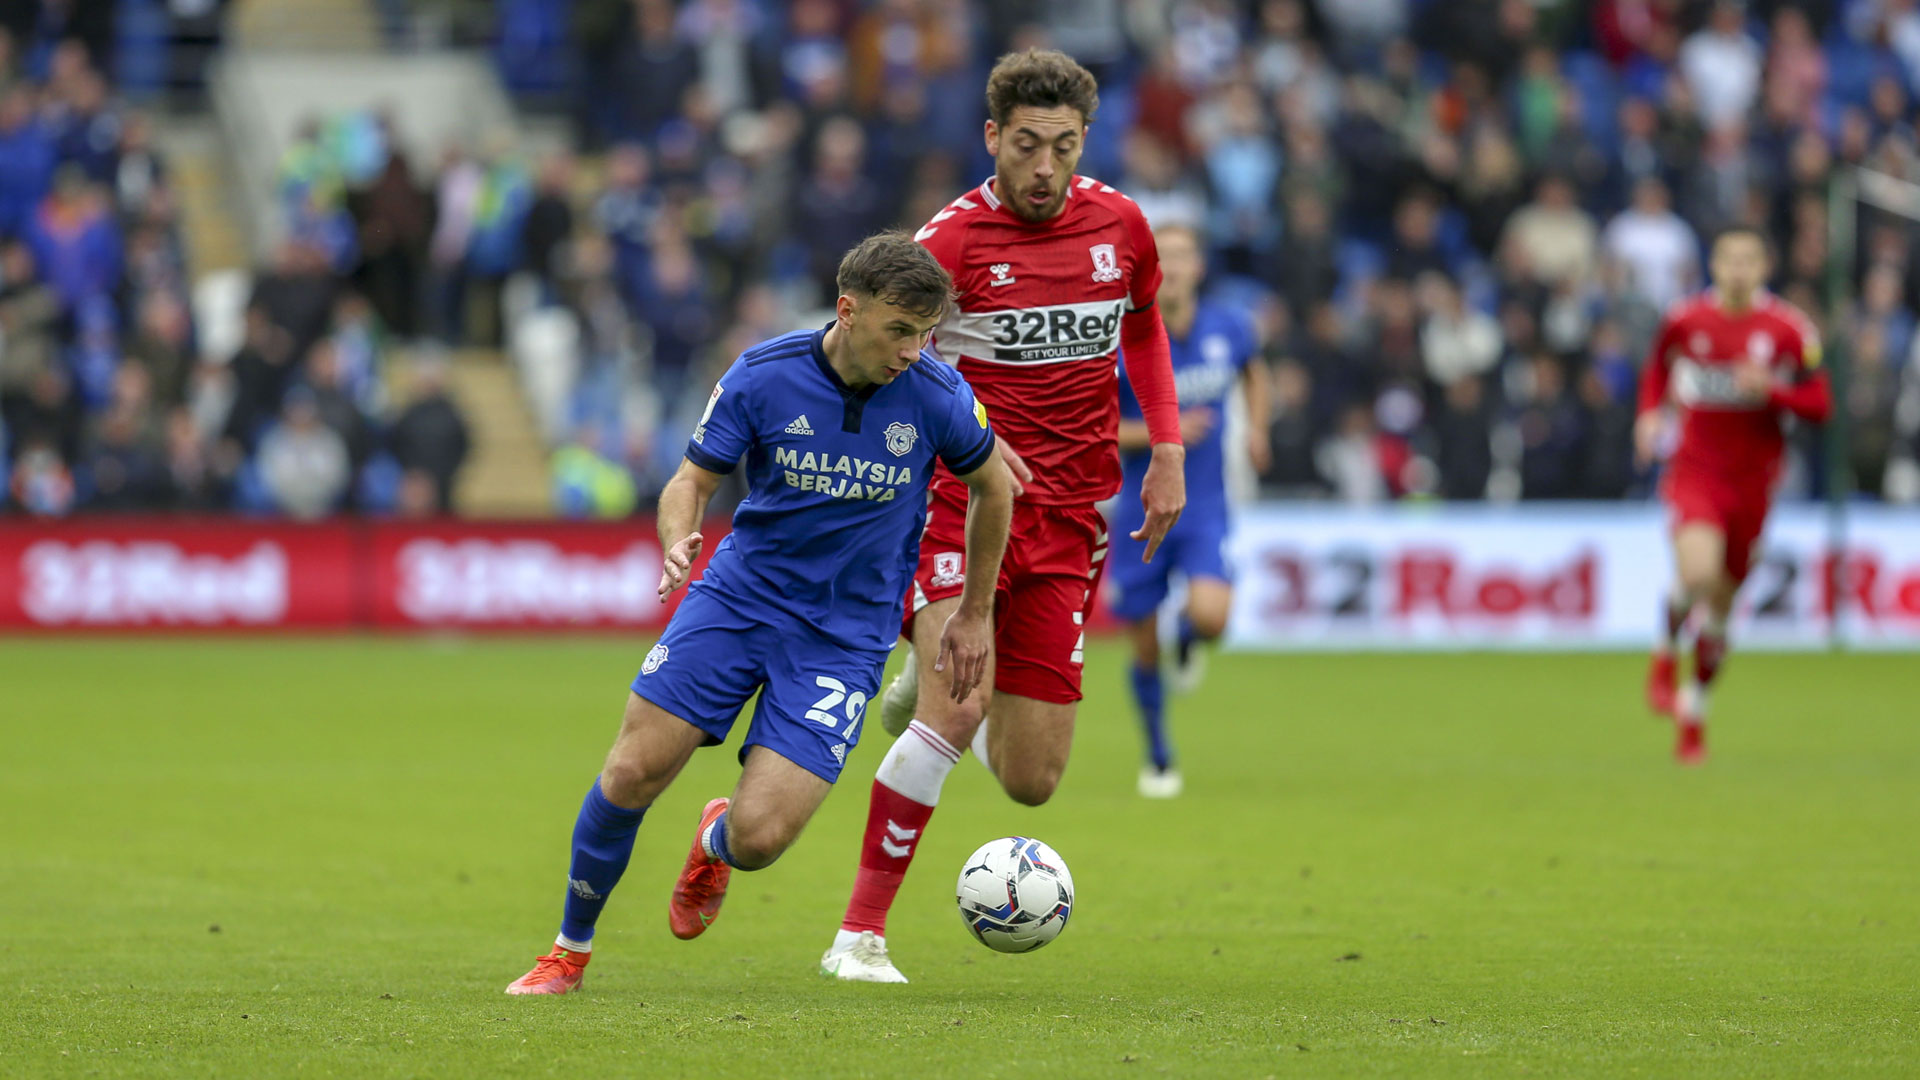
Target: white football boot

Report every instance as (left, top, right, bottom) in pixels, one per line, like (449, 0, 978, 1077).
(1137, 765, 1184, 799)
(879, 646, 919, 738)
(1169, 638, 1208, 696)
(820, 930, 909, 983)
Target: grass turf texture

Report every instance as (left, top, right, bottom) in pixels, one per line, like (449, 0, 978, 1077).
(1, 640, 1916, 1079)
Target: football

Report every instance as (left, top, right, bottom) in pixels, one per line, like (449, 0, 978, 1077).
(955, 836, 1075, 953)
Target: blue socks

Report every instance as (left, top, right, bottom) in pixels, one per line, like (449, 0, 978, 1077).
(701, 810, 740, 869)
(559, 781, 647, 947)
(1175, 614, 1197, 671)
(1129, 662, 1173, 771)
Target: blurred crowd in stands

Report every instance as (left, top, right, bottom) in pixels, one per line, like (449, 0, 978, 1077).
(0, 26, 204, 516)
(11, 0, 1920, 518)
(0, 6, 472, 518)
(478, 0, 1920, 510)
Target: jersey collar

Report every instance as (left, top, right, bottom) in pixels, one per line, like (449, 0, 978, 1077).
(811, 323, 883, 433)
(1705, 286, 1772, 314)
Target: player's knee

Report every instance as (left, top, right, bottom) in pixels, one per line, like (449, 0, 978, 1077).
(723, 814, 795, 870)
(917, 695, 986, 748)
(599, 742, 677, 807)
(1188, 608, 1229, 641)
(1678, 564, 1719, 599)
(597, 758, 653, 808)
(1000, 766, 1061, 807)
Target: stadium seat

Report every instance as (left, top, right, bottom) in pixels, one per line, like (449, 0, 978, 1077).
(193, 270, 253, 368)
(511, 307, 582, 444)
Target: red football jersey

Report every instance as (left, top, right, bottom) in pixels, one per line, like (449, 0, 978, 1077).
(1638, 291, 1831, 490)
(915, 175, 1162, 505)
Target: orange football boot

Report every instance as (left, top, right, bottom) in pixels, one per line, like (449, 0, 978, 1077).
(505, 946, 589, 995)
(669, 797, 732, 939)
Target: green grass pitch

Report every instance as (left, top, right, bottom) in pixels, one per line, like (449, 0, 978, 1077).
(2, 638, 1916, 1078)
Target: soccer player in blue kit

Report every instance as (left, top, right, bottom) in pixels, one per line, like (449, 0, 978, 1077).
(1107, 224, 1269, 798)
(506, 232, 1013, 994)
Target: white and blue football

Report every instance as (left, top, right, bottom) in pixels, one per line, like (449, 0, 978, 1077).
(955, 836, 1074, 953)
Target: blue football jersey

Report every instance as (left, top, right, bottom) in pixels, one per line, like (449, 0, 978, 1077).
(1118, 301, 1257, 511)
(684, 326, 996, 651)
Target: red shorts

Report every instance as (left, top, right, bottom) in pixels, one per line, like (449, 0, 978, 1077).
(1663, 471, 1771, 583)
(905, 480, 1108, 704)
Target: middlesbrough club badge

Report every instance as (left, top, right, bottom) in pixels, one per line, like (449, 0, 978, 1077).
(931, 552, 964, 588)
(1089, 243, 1122, 283)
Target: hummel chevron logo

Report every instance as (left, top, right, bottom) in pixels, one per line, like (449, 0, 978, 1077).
(785, 415, 815, 436)
(880, 819, 918, 858)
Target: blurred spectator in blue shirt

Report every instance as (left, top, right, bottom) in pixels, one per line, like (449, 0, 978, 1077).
(593, 144, 663, 314)
(793, 116, 883, 305)
(1200, 81, 1283, 276)
(0, 86, 56, 235)
(24, 166, 122, 314)
(613, 0, 699, 144)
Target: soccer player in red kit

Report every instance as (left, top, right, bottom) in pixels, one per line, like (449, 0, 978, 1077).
(1635, 227, 1831, 764)
(819, 50, 1186, 982)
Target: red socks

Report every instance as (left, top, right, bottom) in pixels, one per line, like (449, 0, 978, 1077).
(841, 781, 937, 934)
(840, 721, 960, 935)
(1695, 630, 1727, 687)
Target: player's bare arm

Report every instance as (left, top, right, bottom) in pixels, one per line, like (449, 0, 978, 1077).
(1134, 427, 1186, 563)
(1123, 295, 1188, 562)
(1633, 409, 1665, 468)
(656, 458, 723, 599)
(1119, 411, 1215, 452)
(1634, 317, 1676, 468)
(1242, 356, 1272, 474)
(937, 443, 1014, 703)
(1120, 275, 1187, 562)
(995, 436, 1034, 497)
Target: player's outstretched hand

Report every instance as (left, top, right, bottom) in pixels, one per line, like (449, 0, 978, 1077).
(1732, 361, 1775, 401)
(658, 531, 704, 601)
(934, 606, 992, 704)
(1633, 411, 1663, 469)
(997, 436, 1033, 499)
(1132, 444, 1187, 562)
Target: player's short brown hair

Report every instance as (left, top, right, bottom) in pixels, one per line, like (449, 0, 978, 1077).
(836, 231, 954, 319)
(1153, 221, 1205, 250)
(985, 48, 1100, 128)
(1711, 224, 1770, 254)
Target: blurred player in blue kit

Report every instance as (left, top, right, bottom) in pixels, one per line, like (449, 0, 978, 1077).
(1107, 224, 1269, 798)
(506, 232, 1013, 994)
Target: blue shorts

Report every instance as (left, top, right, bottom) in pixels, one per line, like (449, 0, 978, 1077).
(1104, 506, 1233, 623)
(630, 584, 888, 784)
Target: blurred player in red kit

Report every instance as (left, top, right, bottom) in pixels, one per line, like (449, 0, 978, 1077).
(819, 49, 1186, 982)
(1635, 227, 1831, 764)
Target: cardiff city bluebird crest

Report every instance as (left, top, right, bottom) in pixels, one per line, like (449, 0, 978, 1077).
(884, 422, 918, 457)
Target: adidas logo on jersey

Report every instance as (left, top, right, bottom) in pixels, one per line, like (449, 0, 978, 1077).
(785, 415, 815, 436)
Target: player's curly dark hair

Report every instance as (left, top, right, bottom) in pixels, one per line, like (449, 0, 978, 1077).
(836, 231, 954, 319)
(985, 48, 1100, 128)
